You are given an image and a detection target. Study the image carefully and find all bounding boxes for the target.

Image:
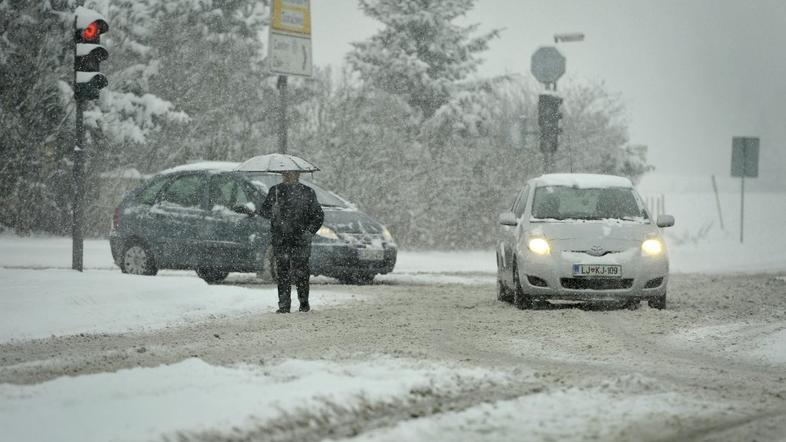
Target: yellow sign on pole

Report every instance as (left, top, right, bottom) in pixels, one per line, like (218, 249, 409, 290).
(271, 0, 311, 35)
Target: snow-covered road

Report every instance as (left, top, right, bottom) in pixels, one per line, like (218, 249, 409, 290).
(2, 235, 786, 441)
(2, 272, 786, 441)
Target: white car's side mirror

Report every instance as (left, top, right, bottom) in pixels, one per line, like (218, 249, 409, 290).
(498, 212, 518, 226)
(656, 214, 675, 228)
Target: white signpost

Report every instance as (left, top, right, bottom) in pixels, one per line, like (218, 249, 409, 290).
(268, 0, 312, 78)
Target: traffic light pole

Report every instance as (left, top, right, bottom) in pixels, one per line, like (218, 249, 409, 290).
(277, 75, 288, 154)
(72, 98, 85, 271)
(71, 7, 109, 271)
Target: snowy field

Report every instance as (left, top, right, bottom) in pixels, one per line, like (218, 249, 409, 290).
(1, 189, 786, 441)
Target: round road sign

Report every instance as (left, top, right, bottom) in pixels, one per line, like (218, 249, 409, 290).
(531, 46, 566, 84)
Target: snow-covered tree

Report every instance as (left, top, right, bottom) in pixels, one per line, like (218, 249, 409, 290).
(92, 0, 271, 171)
(293, 67, 423, 243)
(557, 81, 654, 183)
(0, 0, 274, 235)
(0, 1, 77, 234)
(347, 0, 498, 119)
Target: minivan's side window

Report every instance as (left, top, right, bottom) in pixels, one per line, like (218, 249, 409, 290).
(513, 185, 530, 218)
(209, 176, 251, 210)
(160, 174, 204, 208)
(137, 178, 168, 205)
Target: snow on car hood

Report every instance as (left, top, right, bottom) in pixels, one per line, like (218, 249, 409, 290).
(323, 208, 384, 234)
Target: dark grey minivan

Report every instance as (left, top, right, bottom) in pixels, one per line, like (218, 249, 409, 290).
(109, 162, 397, 284)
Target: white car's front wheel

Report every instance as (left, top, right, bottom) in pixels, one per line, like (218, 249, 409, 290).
(512, 262, 533, 310)
(496, 279, 513, 303)
(648, 293, 667, 310)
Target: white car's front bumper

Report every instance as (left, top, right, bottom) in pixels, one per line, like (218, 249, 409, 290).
(517, 247, 668, 301)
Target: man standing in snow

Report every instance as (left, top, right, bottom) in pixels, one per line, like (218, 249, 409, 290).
(259, 171, 324, 313)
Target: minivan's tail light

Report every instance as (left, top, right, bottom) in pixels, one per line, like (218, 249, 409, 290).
(112, 207, 120, 230)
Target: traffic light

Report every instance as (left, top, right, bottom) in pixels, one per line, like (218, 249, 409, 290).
(538, 94, 563, 153)
(74, 7, 109, 101)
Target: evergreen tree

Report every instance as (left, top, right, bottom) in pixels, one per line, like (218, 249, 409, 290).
(0, 0, 77, 234)
(347, 0, 498, 119)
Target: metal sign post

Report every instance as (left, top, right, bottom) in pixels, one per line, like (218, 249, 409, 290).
(268, 0, 312, 154)
(731, 136, 760, 243)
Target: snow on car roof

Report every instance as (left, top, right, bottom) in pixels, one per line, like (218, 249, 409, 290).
(531, 173, 633, 189)
(159, 161, 241, 175)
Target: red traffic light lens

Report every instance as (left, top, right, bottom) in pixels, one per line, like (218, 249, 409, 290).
(82, 22, 100, 41)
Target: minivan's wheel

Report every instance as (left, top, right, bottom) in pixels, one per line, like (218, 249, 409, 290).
(196, 268, 229, 284)
(512, 263, 532, 310)
(648, 294, 667, 310)
(121, 242, 158, 276)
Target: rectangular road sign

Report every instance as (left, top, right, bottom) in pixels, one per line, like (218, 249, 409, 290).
(731, 136, 759, 178)
(271, 0, 311, 35)
(268, 32, 313, 77)
(268, 0, 312, 77)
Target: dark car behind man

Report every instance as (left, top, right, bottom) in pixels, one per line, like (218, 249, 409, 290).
(109, 162, 397, 284)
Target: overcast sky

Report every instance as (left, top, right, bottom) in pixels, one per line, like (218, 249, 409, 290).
(311, 0, 786, 189)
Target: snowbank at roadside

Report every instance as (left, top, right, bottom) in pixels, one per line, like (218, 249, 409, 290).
(330, 374, 733, 442)
(0, 269, 361, 343)
(0, 357, 509, 442)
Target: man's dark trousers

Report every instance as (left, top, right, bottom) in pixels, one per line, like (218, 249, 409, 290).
(274, 245, 310, 310)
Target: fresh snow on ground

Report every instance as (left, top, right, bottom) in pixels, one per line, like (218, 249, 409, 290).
(0, 357, 508, 442)
(637, 190, 786, 274)
(0, 269, 361, 344)
(667, 322, 786, 365)
(377, 272, 495, 286)
(0, 234, 114, 270)
(394, 250, 497, 274)
(330, 377, 732, 442)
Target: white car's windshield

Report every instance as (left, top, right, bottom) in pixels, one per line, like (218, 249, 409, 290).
(243, 172, 349, 208)
(532, 185, 648, 221)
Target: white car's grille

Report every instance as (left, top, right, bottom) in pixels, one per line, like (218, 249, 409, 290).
(561, 278, 634, 290)
(570, 249, 621, 257)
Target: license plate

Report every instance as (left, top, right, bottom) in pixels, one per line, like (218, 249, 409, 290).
(572, 264, 622, 277)
(359, 248, 384, 261)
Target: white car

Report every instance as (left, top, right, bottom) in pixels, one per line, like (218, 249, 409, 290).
(496, 174, 674, 310)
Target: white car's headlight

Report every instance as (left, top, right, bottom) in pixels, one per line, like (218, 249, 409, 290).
(382, 226, 394, 242)
(528, 238, 551, 255)
(317, 226, 339, 240)
(641, 238, 664, 256)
